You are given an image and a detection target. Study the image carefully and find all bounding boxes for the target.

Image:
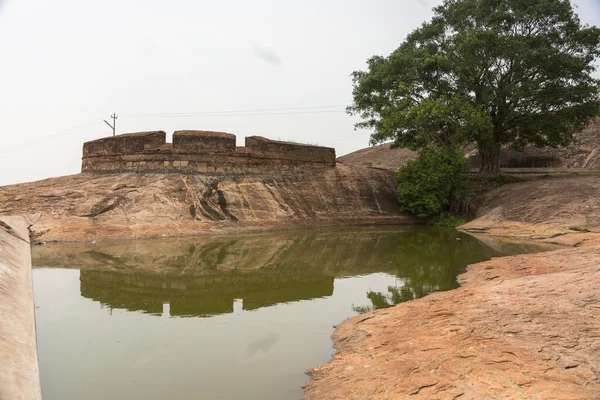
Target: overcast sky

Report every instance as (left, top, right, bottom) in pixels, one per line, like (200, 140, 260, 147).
(0, 0, 599, 186)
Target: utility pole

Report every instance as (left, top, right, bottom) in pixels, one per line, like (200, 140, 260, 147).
(104, 113, 118, 136)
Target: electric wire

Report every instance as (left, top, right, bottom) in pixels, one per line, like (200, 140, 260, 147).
(0, 105, 351, 154)
(0, 118, 105, 155)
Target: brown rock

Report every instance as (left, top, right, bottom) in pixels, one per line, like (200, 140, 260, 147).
(304, 175, 600, 399)
(304, 243, 600, 399)
(0, 166, 417, 243)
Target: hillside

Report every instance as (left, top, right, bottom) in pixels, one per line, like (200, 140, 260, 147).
(459, 175, 600, 239)
(0, 166, 415, 243)
(338, 117, 600, 171)
(337, 144, 416, 170)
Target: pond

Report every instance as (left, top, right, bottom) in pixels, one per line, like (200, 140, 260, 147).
(31, 226, 555, 400)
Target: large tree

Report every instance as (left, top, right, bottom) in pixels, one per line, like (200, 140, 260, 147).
(349, 0, 600, 177)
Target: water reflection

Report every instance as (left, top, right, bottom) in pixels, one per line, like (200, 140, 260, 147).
(32, 226, 555, 318)
(79, 269, 334, 317)
(352, 229, 555, 312)
(31, 226, 558, 400)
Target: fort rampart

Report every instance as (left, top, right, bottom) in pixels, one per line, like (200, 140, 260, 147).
(82, 130, 336, 173)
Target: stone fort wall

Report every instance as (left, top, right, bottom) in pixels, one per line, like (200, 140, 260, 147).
(82, 130, 336, 174)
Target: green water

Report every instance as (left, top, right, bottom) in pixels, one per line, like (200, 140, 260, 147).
(31, 226, 555, 400)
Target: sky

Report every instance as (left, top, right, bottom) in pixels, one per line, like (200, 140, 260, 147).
(0, 0, 599, 186)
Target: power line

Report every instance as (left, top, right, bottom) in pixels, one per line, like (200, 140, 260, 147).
(0, 118, 104, 155)
(120, 104, 348, 118)
(0, 104, 351, 154)
(121, 110, 347, 119)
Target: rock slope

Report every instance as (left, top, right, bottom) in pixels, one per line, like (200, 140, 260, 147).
(304, 176, 600, 399)
(304, 241, 600, 399)
(461, 175, 600, 239)
(0, 166, 414, 243)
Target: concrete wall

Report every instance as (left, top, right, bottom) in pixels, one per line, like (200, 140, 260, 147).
(0, 216, 41, 400)
(81, 130, 336, 174)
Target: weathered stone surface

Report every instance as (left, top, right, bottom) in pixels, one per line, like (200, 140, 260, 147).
(304, 175, 600, 399)
(460, 176, 600, 239)
(81, 130, 337, 173)
(0, 166, 416, 243)
(0, 216, 42, 400)
(337, 143, 417, 170)
(304, 241, 600, 400)
(173, 130, 236, 154)
(82, 131, 166, 158)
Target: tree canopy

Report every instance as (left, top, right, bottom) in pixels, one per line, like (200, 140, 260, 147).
(349, 0, 600, 176)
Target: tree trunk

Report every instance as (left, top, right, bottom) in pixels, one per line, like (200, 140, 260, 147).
(477, 142, 501, 178)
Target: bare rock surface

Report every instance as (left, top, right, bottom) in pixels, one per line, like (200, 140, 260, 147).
(337, 143, 417, 171)
(461, 176, 600, 240)
(304, 176, 600, 399)
(304, 242, 600, 400)
(0, 166, 415, 243)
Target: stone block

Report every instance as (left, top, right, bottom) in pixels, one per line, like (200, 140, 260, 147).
(164, 161, 170, 166)
(172, 130, 236, 154)
(173, 161, 181, 167)
(181, 160, 189, 167)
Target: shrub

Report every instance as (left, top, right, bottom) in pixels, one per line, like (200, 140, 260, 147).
(569, 226, 591, 233)
(433, 213, 468, 228)
(396, 148, 472, 218)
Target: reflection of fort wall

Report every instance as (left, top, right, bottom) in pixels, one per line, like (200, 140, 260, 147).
(34, 227, 554, 317)
(33, 228, 411, 277)
(79, 269, 334, 317)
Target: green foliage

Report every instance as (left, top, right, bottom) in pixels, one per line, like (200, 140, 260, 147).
(432, 213, 468, 228)
(352, 286, 412, 314)
(569, 226, 591, 232)
(349, 0, 600, 175)
(396, 148, 473, 218)
(351, 227, 550, 314)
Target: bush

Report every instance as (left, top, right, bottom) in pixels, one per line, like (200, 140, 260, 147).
(433, 213, 468, 228)
(396, 148, 472, 218)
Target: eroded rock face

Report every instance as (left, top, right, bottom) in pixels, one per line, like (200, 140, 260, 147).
(304, 176, 600, 399)
(304, 242, 600, 400)
(0, 166, 415, 242)
(460, 176, 600, 240)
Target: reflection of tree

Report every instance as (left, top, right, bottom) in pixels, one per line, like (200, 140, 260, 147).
(353, 228, 543, 313)
(33, 226, 551, 317)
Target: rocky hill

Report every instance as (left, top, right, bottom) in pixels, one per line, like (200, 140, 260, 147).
(337, 144, 417, 170)
(0, 166, 415, 243)
(338, 117, 600, 171)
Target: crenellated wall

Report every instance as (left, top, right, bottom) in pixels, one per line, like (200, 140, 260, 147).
(82, 130, 336, 174)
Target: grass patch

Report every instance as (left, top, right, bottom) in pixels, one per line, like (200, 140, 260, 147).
(431, 214, 468, 228)
(569, 226, 591, 233)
